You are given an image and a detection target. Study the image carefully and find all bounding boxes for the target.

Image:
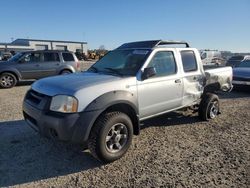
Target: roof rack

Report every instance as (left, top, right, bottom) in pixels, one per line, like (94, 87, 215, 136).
(117, 40, 190, 49)
(156, 40, 190, 48)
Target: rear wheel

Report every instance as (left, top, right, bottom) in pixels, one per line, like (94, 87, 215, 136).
(199, 93, 220, 121)
(0, 73, 17, 88)
(88, 111, 133, 163)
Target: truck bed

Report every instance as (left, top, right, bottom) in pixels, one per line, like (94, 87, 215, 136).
(204, 66, 233, 92)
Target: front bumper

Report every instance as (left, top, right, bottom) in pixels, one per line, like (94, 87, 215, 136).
(23, 100, 101, 143)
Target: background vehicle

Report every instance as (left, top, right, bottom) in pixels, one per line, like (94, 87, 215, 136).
(0, 50, 80, 88)
(75, 51, 86, 61)
(232, 59, 250, 89)
(226, 55, 250, 67)
(200, 50, 224, 65)
(0, 51, 12, 61)
(23, 40, 233, 163)
(85, 49, 109, 60)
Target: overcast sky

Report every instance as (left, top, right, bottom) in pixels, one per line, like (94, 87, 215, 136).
(0, 0, 249, 52)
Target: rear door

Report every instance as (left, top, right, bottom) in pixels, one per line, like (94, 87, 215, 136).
(179, 50, 203, 106)
(37, 52, 61, 78)
(137, 49, 184, 119)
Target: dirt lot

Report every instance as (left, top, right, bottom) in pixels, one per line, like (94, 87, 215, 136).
(0, 76, 249, 187)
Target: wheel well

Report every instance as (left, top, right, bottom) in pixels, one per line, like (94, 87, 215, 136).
(204, 82, 221, 94)
(0, 71, 19, 81)
(59, 69, 72, 74)
(104, 103, 140, 135)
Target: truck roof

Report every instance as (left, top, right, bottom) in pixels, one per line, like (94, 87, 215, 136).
(117, 40, 190, 50)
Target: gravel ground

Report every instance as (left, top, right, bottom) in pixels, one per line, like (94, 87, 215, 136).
(0, 77, 249, 187)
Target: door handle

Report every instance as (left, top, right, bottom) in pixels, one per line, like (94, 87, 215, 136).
(175, 79, 181, 83)
(35, 64, 40, 67)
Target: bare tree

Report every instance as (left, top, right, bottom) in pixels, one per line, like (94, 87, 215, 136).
(99, 45, 105, 50)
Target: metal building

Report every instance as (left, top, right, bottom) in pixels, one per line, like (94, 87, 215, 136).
(0, 38, 88, 54)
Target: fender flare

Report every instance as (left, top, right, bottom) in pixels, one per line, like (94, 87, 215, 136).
(85, 90, 138, 113)
(71, 90, 140, 143)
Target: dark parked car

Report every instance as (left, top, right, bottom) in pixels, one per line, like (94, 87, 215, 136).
(0, 50, 80, 88)
(226, 55, 250, 67)
(232, 60, 250, 88)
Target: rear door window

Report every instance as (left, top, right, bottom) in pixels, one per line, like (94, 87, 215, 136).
(43, 52, 60, 62)
(62, 53, 74, 61)
(181, 51, 198, 72)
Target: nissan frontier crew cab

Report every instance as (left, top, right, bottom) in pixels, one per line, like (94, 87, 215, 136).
(23, 40, 233, 163)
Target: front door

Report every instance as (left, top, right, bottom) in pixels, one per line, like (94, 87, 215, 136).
(137, 50, 183, 119)
(17, 52, 43, 80)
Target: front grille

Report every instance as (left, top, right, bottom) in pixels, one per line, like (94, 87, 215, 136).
(25, 89, 51, 110)
(26, 90, 45, 104)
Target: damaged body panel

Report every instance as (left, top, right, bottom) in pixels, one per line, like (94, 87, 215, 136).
(205, 67, 233, 91)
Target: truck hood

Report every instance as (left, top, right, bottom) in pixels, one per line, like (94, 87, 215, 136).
(32, 72, 134, 96)
(32, 72, 137, 112)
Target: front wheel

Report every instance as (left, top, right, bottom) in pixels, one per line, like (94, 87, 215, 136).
(0, 73, 17, 88)
(88, 111, 133, 163)
(199, 93, 220, 121)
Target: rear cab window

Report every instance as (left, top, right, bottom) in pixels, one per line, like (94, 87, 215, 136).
(180, 50, 198, 72)
(62, 53, 75, 61)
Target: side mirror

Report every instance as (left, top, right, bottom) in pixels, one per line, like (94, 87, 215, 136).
(142, 67, 156, 80)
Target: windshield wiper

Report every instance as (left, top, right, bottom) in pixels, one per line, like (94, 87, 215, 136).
(104, 68, 123, 76)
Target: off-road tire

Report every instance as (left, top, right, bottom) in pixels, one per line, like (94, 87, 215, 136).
(0, 72, 17, 88)
(88, 111, 133, 163)
(199, 93, 220, 121)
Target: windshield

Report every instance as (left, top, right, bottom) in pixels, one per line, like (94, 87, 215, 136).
(8, 52, 24, 62)
(88, 49, 151, 76)
(237, 60, 250, 68)
(229, 56, 244, 61)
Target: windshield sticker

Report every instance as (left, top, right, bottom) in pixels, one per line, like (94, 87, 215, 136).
(132, 50, 149, 55)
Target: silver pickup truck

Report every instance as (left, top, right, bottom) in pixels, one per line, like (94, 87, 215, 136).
(23, 40, 233, 163)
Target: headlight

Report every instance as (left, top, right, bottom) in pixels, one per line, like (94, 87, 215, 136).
(50, 95, 78, 113)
